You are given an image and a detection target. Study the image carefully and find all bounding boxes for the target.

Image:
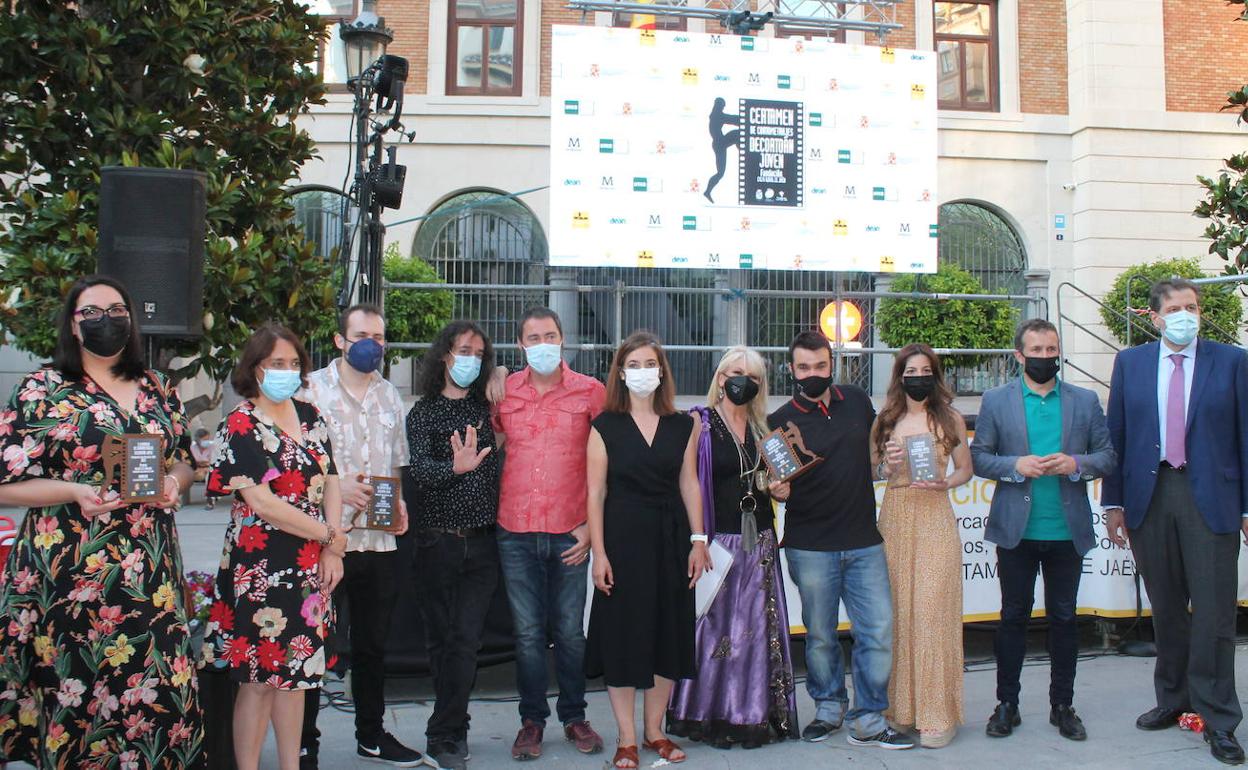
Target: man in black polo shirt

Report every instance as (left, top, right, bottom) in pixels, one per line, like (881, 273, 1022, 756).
(769, 331, 912, 750)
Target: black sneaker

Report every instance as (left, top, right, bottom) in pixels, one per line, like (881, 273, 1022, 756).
(428, 741, 465, 770)
(847, 727, 915, 750)
(299, 748, 318, 770)
(1050, 704, 1087, 742)
(358, 732, 438, 767)
(801, 719, 842, 742)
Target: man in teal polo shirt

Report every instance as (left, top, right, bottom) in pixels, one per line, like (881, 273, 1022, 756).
(971, 318, 1116, 743)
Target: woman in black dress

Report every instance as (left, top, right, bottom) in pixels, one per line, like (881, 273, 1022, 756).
(585, 331, 710, 769)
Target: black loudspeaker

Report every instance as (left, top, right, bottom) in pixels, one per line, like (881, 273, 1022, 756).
(97, 166, 207, 337)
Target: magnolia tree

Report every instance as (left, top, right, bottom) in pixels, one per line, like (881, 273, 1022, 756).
(0, 0, 336, 399)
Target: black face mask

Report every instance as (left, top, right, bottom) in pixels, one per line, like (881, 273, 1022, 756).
(796, 374, 832, 399)
(1024, 356, 1060, 385)
(901, 374, 936, 402)
(723, 375, 759, 405)
(79, 315, 131, 358)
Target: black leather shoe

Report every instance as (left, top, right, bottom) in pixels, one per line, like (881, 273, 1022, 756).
(1206, 730, 1246, 765)
(1136, 706, 1186, 731)
(985, 702, 1020, 738)
(1050, 704, 1087, 741)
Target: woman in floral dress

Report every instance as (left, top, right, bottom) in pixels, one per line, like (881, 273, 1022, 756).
(200, 323, 344, 770)
(0, 275, 204, 769)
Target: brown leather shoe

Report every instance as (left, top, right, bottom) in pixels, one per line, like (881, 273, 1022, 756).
(512, 720, 543, 761)
(564, 720, 605, 754)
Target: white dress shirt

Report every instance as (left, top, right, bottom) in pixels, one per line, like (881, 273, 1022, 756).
(1156, 338, 1196, 462)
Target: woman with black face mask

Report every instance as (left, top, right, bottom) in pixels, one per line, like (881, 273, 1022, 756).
(868, 343, 973, 749)
(667, 346, 800, 750)
(0, 275, 205, 767)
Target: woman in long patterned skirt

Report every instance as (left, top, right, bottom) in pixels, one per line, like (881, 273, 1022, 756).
(871, 343, 972, 749)
(0, 275, 204, 769)
(667, 346, 799, 750)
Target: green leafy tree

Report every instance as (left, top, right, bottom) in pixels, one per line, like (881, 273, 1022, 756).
(1099, 257, 1242, 346)
(380, 243, 454, 365)
(0, 0, 333, 391)
(876, 262, 1019, 368)
(1193, 1, 1248, 273)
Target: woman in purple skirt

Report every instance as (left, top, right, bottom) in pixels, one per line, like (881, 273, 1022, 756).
(667, 346, 800, 749)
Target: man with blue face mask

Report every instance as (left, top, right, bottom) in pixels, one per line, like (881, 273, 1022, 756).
(491, 307, 607, 761)
(299, 305, 426, 768)
(405, 320, 501, 770)
(1103, 278, 1248, 765)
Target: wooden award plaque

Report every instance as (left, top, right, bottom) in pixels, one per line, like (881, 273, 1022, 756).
(760, 421, 823, 483)
(102, 434, 166, 503)
(359, 476, 403, 532)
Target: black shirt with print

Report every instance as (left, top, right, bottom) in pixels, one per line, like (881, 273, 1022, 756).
(405, 393, 500, 530)
(767, 385, 881, 552)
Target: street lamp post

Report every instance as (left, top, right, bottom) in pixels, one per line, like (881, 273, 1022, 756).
(338, 4, 409, 307)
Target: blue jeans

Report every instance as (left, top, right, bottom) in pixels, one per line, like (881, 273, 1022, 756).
(784, 544, 893, 738)
(497, 527, 590, 726)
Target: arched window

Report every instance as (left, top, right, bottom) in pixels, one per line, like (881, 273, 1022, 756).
(937, 201, 1026, 293)
(288, 185, 350, 261)
(413, 189, 547, 368)
(936, 200, 1027, 392)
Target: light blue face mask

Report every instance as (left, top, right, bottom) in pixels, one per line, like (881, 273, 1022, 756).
(449, 355, 482, 388)
(1161, 309, 1200, 347)
(524, 343, 562, 376)
(260, 369, 301, 402)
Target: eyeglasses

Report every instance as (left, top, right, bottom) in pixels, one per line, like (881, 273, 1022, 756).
(74, 304, 130, 321)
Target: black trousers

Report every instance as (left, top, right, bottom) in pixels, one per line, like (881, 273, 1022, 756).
(414, 529, 501, 744)
(994, 539, 1084, 707)
(302, 549, 401, 752)
(1130, 467, 1242, 731)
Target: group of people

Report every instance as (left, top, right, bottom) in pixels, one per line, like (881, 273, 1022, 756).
(0, 274, 1243, 769)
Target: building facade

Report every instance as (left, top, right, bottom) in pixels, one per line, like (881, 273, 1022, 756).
(294, 0, 1248, 395)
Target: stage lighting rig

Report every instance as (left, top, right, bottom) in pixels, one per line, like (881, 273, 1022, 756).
(337, 5, 410, 306)
(726, 10, 773, 36)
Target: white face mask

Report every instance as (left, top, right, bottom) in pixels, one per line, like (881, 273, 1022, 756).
(623, 367, 661, 397)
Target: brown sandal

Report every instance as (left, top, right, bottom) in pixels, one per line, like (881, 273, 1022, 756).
(612, 744, 639, 768)
(643, 737, 686, 763)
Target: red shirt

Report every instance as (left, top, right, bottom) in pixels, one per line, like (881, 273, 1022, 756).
(493, 362, 606, 533)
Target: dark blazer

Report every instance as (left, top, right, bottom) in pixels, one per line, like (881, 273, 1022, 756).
(1102, 339, 1248, 534)
(971, 379, 1117, 556)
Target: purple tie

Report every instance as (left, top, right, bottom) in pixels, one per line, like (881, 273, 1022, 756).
(1165, 354, 1186, 467)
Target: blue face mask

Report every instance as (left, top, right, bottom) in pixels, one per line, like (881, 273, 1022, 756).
(448, 355, 481, 388)
(260, 369, 302, 402)
(524, 343, 562, 376)
(1161, 309, 1200, 347)
(345, 338, 384, 374)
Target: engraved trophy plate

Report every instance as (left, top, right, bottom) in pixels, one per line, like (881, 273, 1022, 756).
(905, 433, 938, 483)
(760, 420, 823, 483)
(361, 476, 403, 532)
(102, 434, 166, 503)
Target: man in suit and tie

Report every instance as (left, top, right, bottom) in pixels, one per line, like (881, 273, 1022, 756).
(971, 318, 1116, 742)
(1103, 278, 1248, 765)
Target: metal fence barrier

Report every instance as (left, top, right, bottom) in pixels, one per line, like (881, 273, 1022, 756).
(385, 279, 1043, 396)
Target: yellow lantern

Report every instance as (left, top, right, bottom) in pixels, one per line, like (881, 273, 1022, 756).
(819, 301, 863, 343)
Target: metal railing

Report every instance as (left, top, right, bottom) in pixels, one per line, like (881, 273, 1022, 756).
(385, 278, 1041, 396)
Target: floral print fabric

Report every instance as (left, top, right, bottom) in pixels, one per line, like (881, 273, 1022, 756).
(0, 368, 204, 769)
(200, 398, 336, 690)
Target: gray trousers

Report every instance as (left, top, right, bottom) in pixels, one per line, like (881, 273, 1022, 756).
(1129, 467, 1242, 731)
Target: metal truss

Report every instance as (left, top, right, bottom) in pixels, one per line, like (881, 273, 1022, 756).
(565, 1, 903, 41)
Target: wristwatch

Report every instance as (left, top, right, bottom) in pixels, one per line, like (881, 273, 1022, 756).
(320, 524, 338, 549)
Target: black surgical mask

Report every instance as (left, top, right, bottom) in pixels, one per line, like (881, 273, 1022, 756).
(901, 374, 936, 402)
(723, 375, 759, 405)
(1024, 356, 1060, 385)
(796, 374, 832, 399)
(79, 315, 131, 358)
